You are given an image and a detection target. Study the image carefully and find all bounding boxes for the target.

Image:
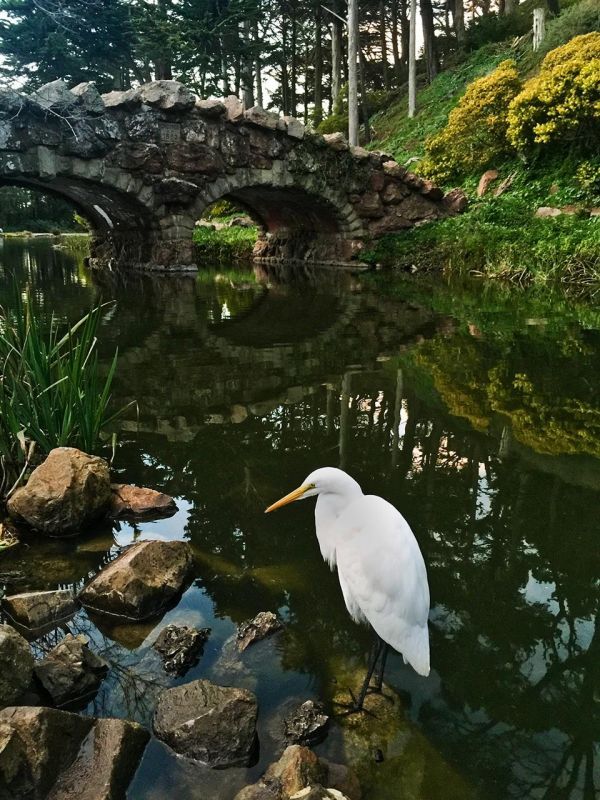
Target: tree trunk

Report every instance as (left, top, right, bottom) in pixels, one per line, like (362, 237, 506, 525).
(533, 6, 546, 50)
(314, 2, 323, 126)
(391, 0, 401, 80)
(379, 0, 390, 90)
(358, 44, 370, 142)
(420, 0, 438, 83)
(281, 12, 289, 114)
(331, 5, 343, 114)
(454, 0, 466, 46)
(546, 0, 560, 14)
(290, 0, 298, 117)
(348, 0, 359, 145)
(399, 0, 409, 73)
(254, 19, 263, 107)
(241, 18, 255, 107)
(154, 0, 173, 80)
(408, 0, 417, 117)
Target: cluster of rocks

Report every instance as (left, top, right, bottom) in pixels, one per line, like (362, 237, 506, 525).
(0, 446, 362, 800)
(5, 447, 177, 537)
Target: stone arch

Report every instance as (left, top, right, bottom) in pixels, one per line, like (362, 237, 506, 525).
(192, 165, 367, 264)
(0, 174, 160, 268)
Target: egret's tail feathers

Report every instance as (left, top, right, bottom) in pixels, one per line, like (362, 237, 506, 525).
(398, 624, 430, 677)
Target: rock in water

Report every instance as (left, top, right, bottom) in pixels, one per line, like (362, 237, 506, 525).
(34, 634, 108, 707)
(237, 611, 283, 652)
(153, 679, 258, 768)
(7, 448, 111, 535)
(0, 706, 148, 800)
(284, 701, 329, 747)
(235, 745, 361, 800)
(79, 539, 193, 620)
(2, 589, 78, 632)
(153, 624, 210, 674)
(109, 484, 177, 519)
(0, 624, 34, 706)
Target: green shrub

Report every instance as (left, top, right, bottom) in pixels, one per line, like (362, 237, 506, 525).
(537, 0, 600, 57)
(421, 59, 521, 182)
(464, 11, 530, 52)
(0, 289, 131, 500)
(507, 33, 600, 152)
(576, 158, 600, 200)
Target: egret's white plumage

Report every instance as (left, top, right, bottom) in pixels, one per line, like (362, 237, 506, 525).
(266, 467, 430, 677)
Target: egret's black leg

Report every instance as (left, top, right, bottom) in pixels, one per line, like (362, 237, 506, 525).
(353, 637, 384, 711)
(373, 641, 389, 693)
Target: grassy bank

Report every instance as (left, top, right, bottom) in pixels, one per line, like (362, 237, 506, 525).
(364, 0, 600, 291)
(193, 223, 258, 263)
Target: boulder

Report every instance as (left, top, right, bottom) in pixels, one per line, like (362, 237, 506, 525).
(0, 625, 33, 707)
(322, 132, 348, 151)
(109, 484, 177, 518)
(0, 706, 148, 800)
(224, 95, 245, 122)
(476, 169, 499, 197)
(139, 80, 196, 112)
(235, 746, 360, 800)
(153, 679, 258, 768)
(47, 717, 149, 800)
(237, 611, 283, 652)
(7, 448, 111, 535)
(34, 634, 108, 707)
(382, 160, 406, 179)
(244, 106, 280, 131)
(79, 540, 193, 620)
(284, 701, 329, 747)
(535, 206, 562, 218)
(101, 88, 141, 110)
(195, 98, 226, 117)
(227, 215, 255, 228)
(443, 187, 468, 214)
(282, 116, 305, 140)
(70, 82, 105, 116)
(34, 80, 75, 111)
(153, 624, 210, 674)
(2, 589, 78, 632)
(420, 179, 444, 201)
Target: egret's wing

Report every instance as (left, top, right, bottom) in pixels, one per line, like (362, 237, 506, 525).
(336, 495, 431, 676)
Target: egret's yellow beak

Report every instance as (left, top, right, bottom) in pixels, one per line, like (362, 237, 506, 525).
(265, 484, 311, 513)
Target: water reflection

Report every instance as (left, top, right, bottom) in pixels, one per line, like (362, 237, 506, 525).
(0, 239, 597, 800)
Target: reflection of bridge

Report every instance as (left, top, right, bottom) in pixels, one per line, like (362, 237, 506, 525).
(97, 269, 437, 440)
(0, 80, 456, 270)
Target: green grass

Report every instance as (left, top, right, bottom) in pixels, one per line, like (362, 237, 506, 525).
(0, 288, 131, 500)
(193, 223, 258, 263)
(365, 0, 600, 291)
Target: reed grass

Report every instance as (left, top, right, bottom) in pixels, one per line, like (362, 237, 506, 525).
(0, 286, 130, 500)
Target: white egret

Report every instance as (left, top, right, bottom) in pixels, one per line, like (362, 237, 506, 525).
(266, 467, 430, 711)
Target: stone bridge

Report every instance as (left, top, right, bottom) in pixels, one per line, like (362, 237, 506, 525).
(0, 79, 462, 270)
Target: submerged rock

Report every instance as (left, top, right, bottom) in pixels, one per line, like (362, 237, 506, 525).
(2, 589, 78, 632)
(0, 624, 33, 707)
(153, 678, 258, 768)
(283, 700, 329, 747)
(109, 483, 177, 519)
(235, 745, 360, 800)
(7, 448, 111, 535)
(237, 611, 283, 652)
(153, 624, 210, 674)
(0, 705, 148, 800)
(79, 539, 193, 620)
(34, 634, 108, 707)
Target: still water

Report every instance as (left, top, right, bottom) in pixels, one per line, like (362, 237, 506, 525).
(0, 237, 598, 800)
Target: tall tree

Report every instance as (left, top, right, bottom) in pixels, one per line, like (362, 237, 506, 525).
(408, 0, 417, 117)
(420, 0, 438, 82)
(313, 2, 324, 125)
(348, 0, 359, 144)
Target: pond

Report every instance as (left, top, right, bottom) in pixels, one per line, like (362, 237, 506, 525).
(0, 236, 598, 800)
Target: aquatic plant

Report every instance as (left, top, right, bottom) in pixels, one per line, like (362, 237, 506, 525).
(0, 287, 130, 500)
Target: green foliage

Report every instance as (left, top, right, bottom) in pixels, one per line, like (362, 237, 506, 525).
(193, 224, 258, 263)
(421, 60, 521, 182)
(464, 11, 530, 52)
(507, 33, 600, 153)
(0, 186, 80, 232)
(536, 0, 600, 59)
(202, 200, 239, 220)
(0, 288, 130, 499)
(576, 158, 600, 200)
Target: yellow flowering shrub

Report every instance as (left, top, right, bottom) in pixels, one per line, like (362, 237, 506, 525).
(507, 33, 600, 151)
(421, 60, 521, 182)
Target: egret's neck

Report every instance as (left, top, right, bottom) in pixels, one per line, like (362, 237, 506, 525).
(315, 483, 363, 568)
